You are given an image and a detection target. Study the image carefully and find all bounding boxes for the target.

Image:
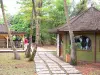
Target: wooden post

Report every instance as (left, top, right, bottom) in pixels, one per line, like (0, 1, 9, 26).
(59, 34, 62, 57)
(94, 32, 96, 63)
(22, 35, 25, 50)
(63, 33, 67, 61)
(7, 36, 8, 48)
(57, 34, 60, 56)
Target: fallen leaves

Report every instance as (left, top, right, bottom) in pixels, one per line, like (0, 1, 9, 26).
(75, 61, 100, 75)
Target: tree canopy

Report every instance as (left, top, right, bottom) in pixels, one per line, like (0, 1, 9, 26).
(9, 0, 100, 45)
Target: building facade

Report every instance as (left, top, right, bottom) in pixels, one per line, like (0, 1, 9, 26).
(50, 7, 100, 62)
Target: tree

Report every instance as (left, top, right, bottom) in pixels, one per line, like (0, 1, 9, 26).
(63, 0, 77, 65)
(29, 0, 42, 61)
(0, 0, 20, 60)
(11, 0, 67, 45)
(74, 0, 88, 15)
(11, 0, 33, 37)
(25, 0, 34, 58)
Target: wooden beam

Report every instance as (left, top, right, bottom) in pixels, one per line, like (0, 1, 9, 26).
(6, 36, 8, 48)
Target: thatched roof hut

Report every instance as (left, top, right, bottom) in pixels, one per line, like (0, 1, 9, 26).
(50, 7, 100, 33)
(50, 7, 100, 63)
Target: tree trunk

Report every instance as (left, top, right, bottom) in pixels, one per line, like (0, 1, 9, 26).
(29, 0, 42, 61)
(63, 0, 77, 65)
(25, 3, 34, 58)
(0, 0, 20, 60)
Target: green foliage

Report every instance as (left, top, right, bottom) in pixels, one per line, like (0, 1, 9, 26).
(66, 45, 71, 54)
(76, 0, 88, 14)
(10, 0, 32, 33)
(76, 42, 82, 49)
(70, 0, 88, 17)
(0, 13, 12, 24)
(10, 0, 67, 44)
(10, 13, 31, 34)
(70, 59, 77, 65)
(94, 1, 100, 10)
(10, 0, 82, 45)
(0, 18, 4, 24)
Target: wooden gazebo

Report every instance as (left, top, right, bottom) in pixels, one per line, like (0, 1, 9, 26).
(0, 24, 25, 48)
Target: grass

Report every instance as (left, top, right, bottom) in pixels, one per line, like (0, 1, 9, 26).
(0, 53, 34, 75)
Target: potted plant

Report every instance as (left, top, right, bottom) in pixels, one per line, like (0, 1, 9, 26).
(66, 45, 71, 63)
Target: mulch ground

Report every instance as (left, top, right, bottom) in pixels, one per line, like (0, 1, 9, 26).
(75, 61, 100, 75)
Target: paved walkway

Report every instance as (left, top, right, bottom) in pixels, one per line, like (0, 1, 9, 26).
(35, 52, 82, 75)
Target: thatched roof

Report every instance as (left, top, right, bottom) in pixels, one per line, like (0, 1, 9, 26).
(49, 7, 100, 33)
(0, 24, 25, 34)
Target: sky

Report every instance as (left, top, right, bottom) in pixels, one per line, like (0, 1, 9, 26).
(0, 0, 20, 16)
(3, 0, 20, 15)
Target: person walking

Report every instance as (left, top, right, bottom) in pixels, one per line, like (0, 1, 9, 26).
(24, 37, 28, 50)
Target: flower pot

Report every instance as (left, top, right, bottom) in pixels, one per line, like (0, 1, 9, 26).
(66, 54, 70, 63)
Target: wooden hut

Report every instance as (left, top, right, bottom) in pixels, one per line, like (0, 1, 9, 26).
(0, 24, 25, 48)
(50, 7, 100, 62)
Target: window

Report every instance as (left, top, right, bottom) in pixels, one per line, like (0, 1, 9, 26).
(75, 35, 91, 50)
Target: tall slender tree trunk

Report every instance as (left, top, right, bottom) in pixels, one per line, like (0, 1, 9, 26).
(25, 32, 32, 58)
(0, 0, 20, 60)
(29, 0, 42, 61)
(25, 3, 34, 58)
(63, 0, 77, 65)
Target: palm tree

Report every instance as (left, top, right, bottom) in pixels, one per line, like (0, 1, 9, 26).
(0, 0, 20, 60)
(63, 0, 77, 65)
